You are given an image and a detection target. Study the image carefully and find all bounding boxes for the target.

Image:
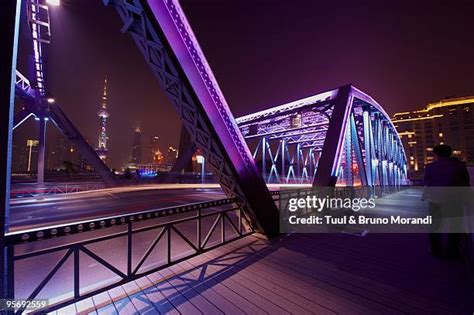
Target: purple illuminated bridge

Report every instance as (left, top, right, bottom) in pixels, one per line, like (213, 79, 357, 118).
(2, 1, 470, 314)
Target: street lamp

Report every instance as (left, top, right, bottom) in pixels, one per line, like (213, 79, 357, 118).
(196, 155, 205, 183)
(26, 139, 39, 172)
(46, 0, 60, 6)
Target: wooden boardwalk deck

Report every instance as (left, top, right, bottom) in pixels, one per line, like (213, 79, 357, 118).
(50, 190, 473, 314)
(50, 233, 473, 314)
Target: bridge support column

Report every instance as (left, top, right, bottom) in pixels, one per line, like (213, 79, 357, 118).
(37, 116, 47, 187)
(363, 108, 374, 186)
(281, 139, 286, 183)
(262, 137, 267, 178)
(0, 0, 20, 303)
(350, 114, 367, 186)
(343, 119, 353, 186)
(170, 125, 195, 174)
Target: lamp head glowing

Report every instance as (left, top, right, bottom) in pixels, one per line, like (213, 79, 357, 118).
(196, 155, 205, 164)
(47, 98, 55, 104)
(46, 0, 60, 6)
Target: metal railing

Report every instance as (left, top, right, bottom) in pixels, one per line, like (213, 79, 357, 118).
(5, 197, 253, 313)
(4, 185, 407, 313)
(10, 182, 105, 199)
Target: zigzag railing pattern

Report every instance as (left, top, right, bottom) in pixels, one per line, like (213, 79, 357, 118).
(6, 198, 253, 314)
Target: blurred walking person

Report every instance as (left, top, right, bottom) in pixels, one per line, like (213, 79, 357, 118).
(423, 144, 470, 258)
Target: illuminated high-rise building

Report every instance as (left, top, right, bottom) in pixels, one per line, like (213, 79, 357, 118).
(164, 146, 178, 166)
(148, 135, 163, 163)
(131, 126, 142, 164)
(392, 96, 474, 179)
(96, 78, 110, 160)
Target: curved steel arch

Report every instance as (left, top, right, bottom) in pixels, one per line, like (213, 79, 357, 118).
(236, 85, 408, 187)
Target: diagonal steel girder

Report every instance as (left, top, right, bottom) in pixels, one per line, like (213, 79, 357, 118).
(13, 67, 118, 187)
(48, 103, 119, 187)
(314, 85, 408, 186)
(15, 70, 35, 101)
(105, 0, 280, 237)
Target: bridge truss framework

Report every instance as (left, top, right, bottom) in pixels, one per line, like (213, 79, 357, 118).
(1, 0, 408, 310)
(236, 85, 408, 187)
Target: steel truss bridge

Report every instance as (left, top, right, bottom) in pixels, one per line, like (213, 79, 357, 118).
(1, 0, 407, 312)
(236, 85, 408, 187)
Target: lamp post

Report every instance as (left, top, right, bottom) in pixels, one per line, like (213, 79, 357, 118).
(46, 0, 60, 6)
(1, 0, 21, 303)
(26, 139, 39, 172)
(196, 155, 205, 183)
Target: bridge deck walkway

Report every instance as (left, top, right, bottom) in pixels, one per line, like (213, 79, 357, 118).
(50, 234, 474, 314)
(50, 191, 473, 314)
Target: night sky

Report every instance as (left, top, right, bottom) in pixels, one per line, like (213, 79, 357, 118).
(15, 0, 474, 169)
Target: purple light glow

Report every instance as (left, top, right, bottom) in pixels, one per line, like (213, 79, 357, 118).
(147, 0, 259, 174)
(236, 89, 337, 124)
(29, 1, 48, 96)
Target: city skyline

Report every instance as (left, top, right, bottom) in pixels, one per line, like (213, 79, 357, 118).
(96, 78, 110, 161)
(393, 95, 474, 179)
(13, 0, 474, 170)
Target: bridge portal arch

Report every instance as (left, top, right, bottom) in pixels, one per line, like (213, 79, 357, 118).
(236, 85, 408, 187)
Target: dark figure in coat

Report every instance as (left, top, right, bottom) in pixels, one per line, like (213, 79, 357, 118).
(423, 144, 470, 258)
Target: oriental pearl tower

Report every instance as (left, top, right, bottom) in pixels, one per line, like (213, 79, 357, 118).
(96, 78, 110, 160)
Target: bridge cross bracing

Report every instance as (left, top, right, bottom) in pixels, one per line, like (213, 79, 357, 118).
(236, 85, 408, 187)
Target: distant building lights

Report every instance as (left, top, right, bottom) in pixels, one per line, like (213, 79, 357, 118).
(392, 114, 443, 123)
(27, 140, 39, 147)
(426, 97, 474, 111)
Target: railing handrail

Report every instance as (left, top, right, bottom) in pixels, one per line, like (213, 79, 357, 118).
(7, 185, 409, 245)
(6, 196, 238, 245)
(9, 198, 253, 314)
(6, 185, 408, 313)
(14, 205, 242, 261)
